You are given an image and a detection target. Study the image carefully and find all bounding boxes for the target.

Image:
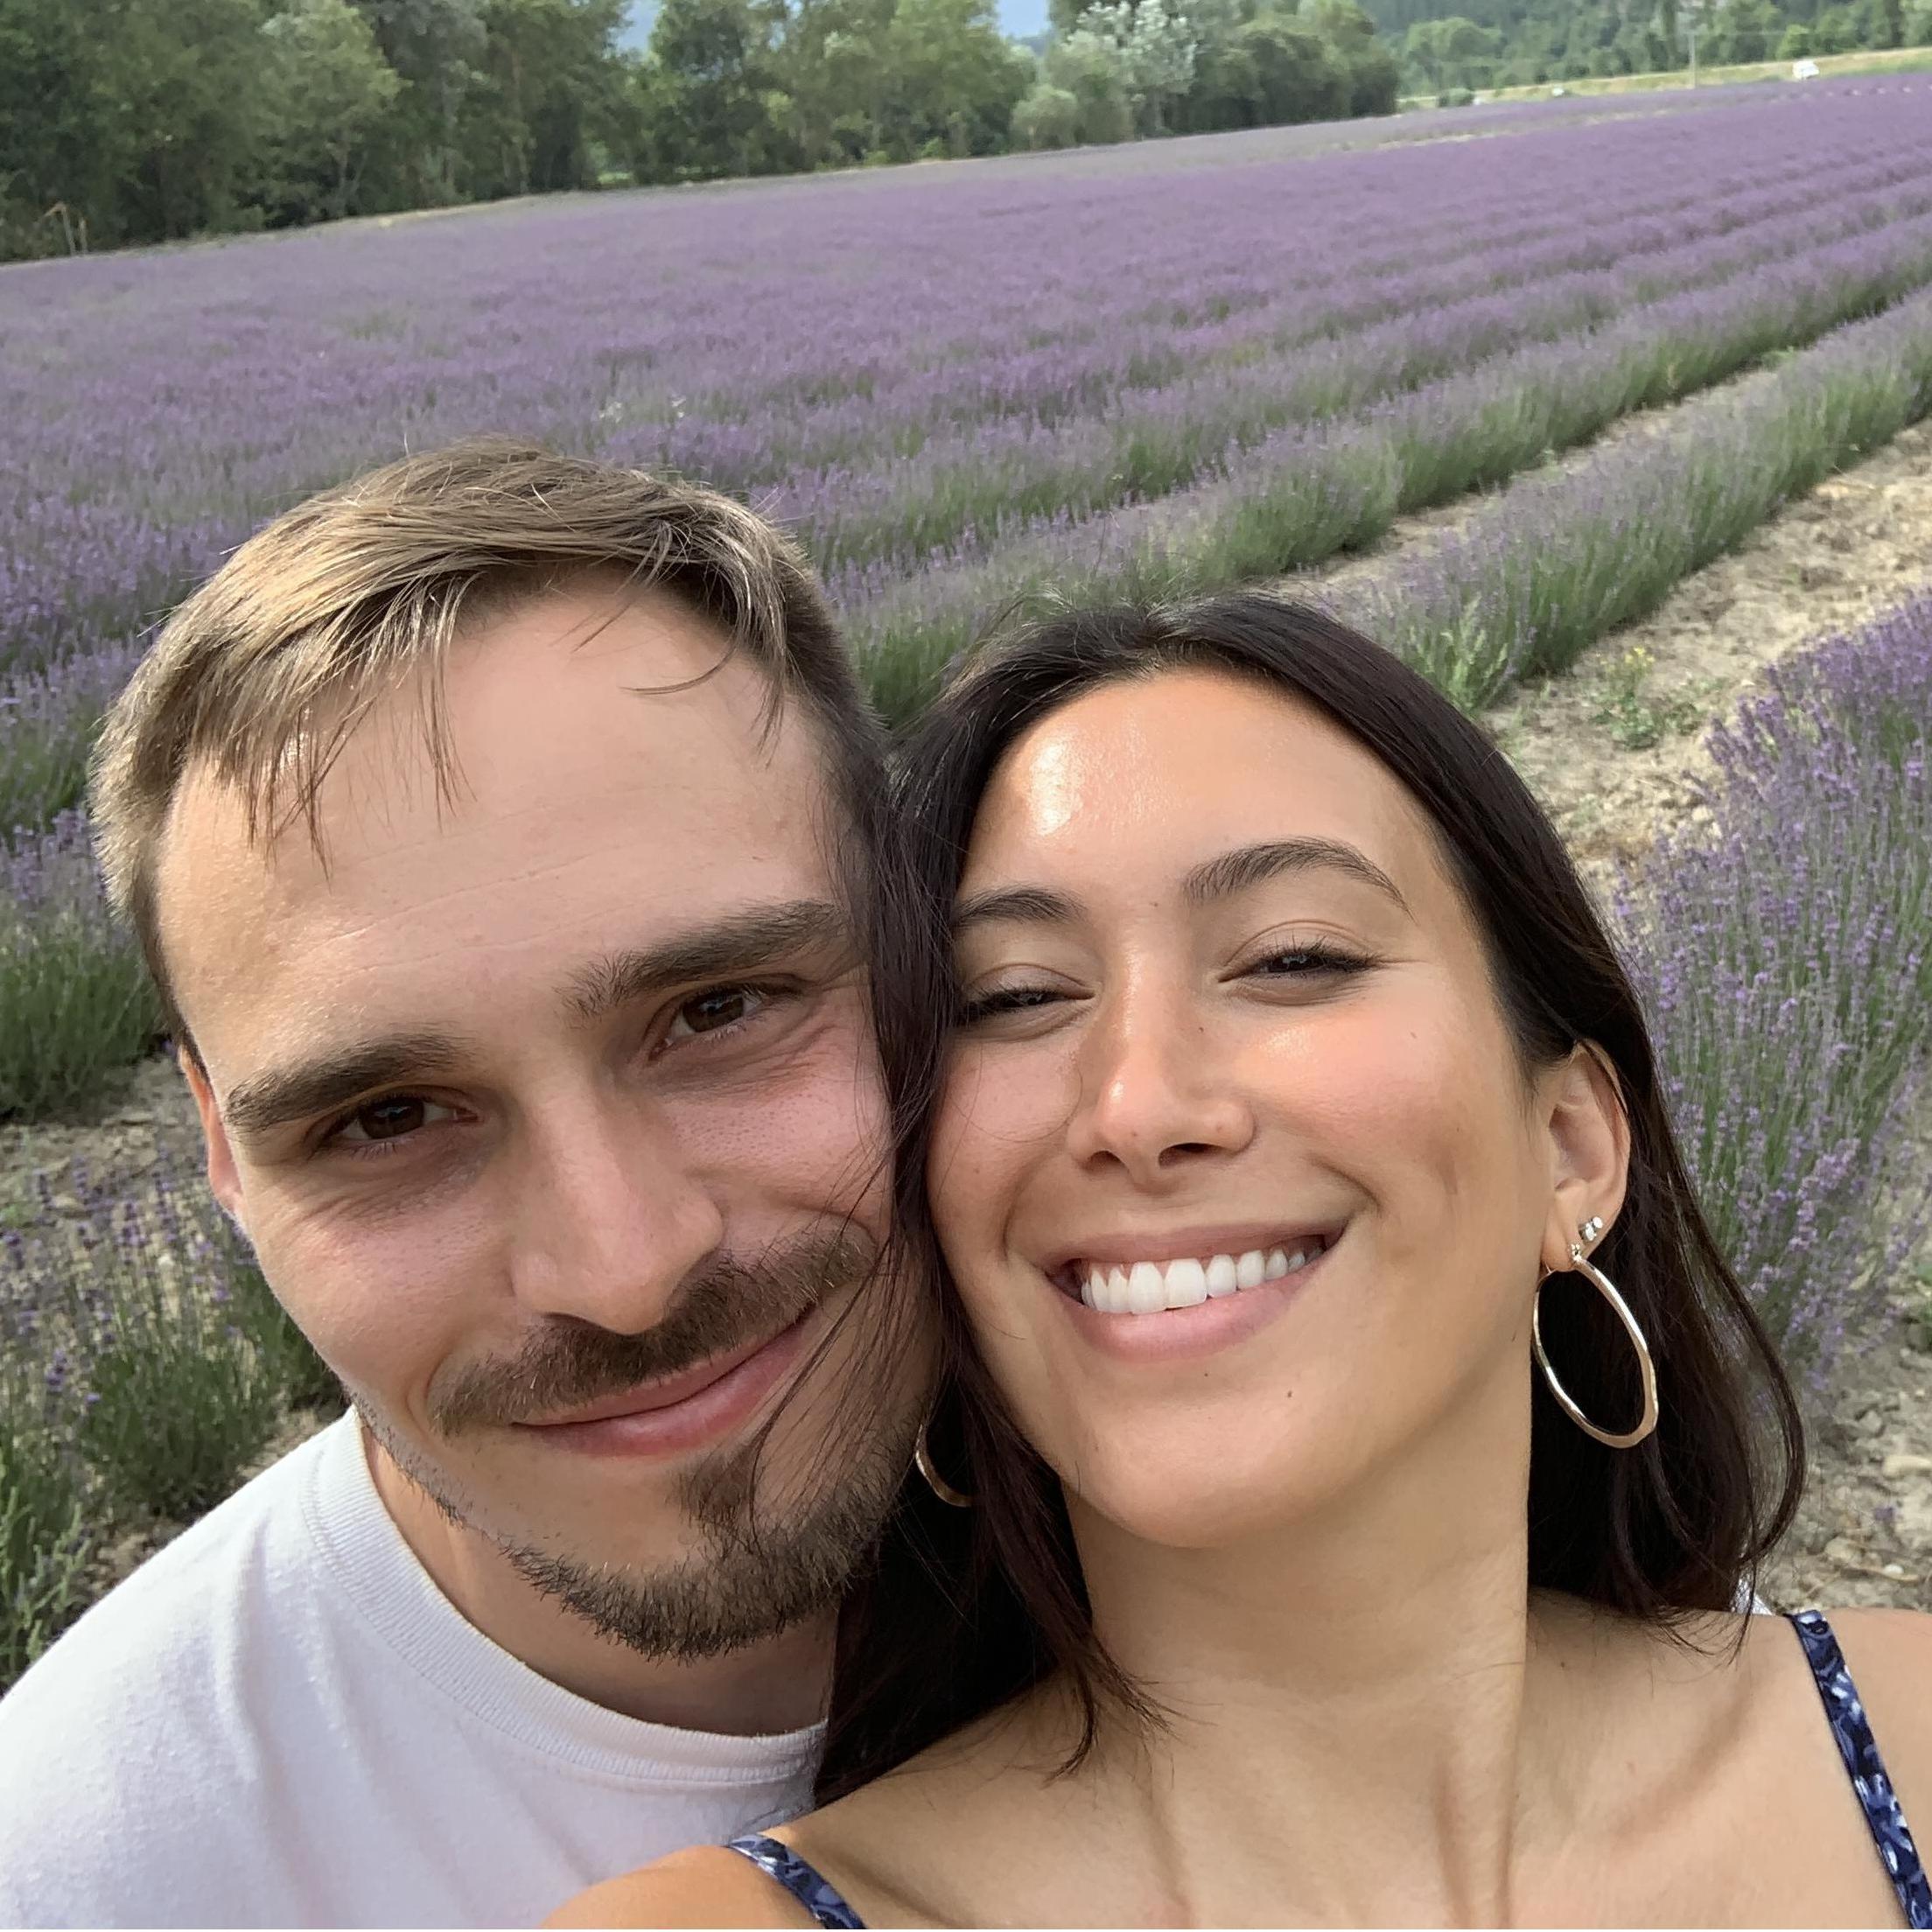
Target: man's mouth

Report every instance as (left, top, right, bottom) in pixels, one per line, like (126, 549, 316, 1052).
(513, 1310, 818, 1456)
(1051, 1227, 1343, 1316)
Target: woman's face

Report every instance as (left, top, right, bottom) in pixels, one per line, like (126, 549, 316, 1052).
(929, 668, 1624, 1549)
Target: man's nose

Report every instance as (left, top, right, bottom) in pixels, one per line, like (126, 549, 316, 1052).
(1065, 981, 1256, 1189)
(507, 1099, 724, 1334)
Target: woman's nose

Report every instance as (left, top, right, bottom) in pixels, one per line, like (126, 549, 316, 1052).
(1065, 989, 1254, 1186)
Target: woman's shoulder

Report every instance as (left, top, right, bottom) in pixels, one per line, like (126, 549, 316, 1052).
(545, 1842, 820, 1929)
(1798, 1605, 1932, 1823)
(1821, 1605, 1932, 1738)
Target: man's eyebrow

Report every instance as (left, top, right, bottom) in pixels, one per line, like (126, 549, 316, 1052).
(564, 898, 853, 1024)
(222, 1032, 474, 1143)
(1183, 838, 1410, 914)
(950, 885, 1082, 934)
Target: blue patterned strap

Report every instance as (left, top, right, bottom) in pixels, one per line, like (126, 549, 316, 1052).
(724, 1834, 868, 1930)
(1789, 1610, 1932, 1928)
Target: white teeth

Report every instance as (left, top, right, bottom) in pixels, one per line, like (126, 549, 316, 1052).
(1165, 1258, 1209, 1307)
(1073, 1238, 1333, 1314)
(1126, 1262, 1168, 1314)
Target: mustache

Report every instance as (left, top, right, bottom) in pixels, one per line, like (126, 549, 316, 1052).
(428, 1224, 875, 1436)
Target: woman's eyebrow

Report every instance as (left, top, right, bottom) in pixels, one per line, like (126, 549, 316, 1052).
(951, 884, 1080, 934)
(1182, 838, 1410, 914)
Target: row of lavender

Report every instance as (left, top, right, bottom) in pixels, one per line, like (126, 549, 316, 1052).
(6, 579, 1927, 1687)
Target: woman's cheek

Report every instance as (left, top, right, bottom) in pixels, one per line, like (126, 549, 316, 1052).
(933, 1045, 1065, 1236)
(1276, 987, 1506, 1163)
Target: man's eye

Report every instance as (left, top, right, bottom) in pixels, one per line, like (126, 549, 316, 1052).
(665, 985, 767, 1043)
(334, 1096, 454, 1144)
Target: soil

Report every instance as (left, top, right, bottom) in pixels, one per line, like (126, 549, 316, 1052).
(6, 419, 1932, 1617)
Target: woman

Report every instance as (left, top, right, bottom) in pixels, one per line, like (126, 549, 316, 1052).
(559, 595, 1932, 1926)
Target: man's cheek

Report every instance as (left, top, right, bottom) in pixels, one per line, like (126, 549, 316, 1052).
(678, 1062, 888, 1207)
(248, 1210, 468, 1410)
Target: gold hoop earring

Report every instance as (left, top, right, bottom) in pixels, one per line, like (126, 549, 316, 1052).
(1532, 1241, 1659, 1450)
(914, 1420, 974, 1508)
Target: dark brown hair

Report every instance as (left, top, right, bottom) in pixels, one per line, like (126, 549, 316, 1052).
(820, 592, 1805, 1800)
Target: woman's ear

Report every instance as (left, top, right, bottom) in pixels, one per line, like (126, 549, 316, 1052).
(1538, 1042, 1629, 1274)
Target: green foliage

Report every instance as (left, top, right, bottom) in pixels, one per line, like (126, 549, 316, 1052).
(1012, 78, 1085, 143)
(1909, 1264, 1932, 1353)
(637, 0, 790, 180)
(1404, 11, 1498, 88)
(260, 0, 403, 222)
(1590, 646, 1706, 749)
(1710, 0, 1779, 60)
(1043, 30, 1138, 138)
(0, 1369, 94, 1689)
(1302, 0, 1401, 107)
(0, 823, 162, 1121)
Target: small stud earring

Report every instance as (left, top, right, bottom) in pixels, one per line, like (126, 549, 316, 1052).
(1578, 1214, 1605, 1244)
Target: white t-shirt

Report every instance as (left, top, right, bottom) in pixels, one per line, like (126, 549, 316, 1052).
(0, 1415, 822, 1928)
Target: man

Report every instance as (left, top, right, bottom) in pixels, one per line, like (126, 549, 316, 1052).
(0, 441, 929, 1928)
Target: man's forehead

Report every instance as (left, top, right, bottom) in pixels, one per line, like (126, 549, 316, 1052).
(154, 587, 843, 1036)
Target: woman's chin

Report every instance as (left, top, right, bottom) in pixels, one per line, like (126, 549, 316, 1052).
(1056, 1431, 1357, 1553)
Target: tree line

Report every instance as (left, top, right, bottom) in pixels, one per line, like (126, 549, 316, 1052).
(0, 0, 1397, 261)
(1368, 0, 1924, 92)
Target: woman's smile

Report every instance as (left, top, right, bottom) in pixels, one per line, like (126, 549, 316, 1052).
(1050, 1224, 1343, 1312)
(1043, 1221, 1348, 1363)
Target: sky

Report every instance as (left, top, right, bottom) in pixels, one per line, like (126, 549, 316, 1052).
(619, 0, 1052, 46)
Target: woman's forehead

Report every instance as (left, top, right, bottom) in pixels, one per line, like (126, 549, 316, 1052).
(962, 669, 1436, 903)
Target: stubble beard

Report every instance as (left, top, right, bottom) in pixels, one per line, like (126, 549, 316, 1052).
(355, 1225, 920, 1663)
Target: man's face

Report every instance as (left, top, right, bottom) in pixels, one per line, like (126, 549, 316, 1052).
(158, 581, 915, 1656)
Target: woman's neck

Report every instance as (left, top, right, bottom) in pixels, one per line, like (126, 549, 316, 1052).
(1053, 1389, 1612, 1922)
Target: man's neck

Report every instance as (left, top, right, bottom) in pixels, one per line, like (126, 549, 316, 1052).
(362, 1423, 833, 1736)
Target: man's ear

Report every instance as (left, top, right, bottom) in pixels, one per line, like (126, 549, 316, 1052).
(1539, 1042, 1629, 1273)
(179, 1048, 247, 1238)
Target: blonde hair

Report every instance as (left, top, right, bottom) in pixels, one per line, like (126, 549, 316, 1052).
(89, 438, 884, 1038)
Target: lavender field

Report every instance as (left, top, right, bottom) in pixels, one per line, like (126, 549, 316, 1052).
(7, 79, 1932, 1676)
(9, 74, 1932, 732)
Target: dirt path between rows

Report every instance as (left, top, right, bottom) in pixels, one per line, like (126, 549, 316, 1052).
(5, 418, 1931, 1614)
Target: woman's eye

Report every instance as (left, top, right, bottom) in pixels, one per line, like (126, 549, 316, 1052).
(961, 985, 1068, 1024)
(1248, 943, 1370, 979)
(664, 984, 768, 1044)
(334, 1096, 455, 1145)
